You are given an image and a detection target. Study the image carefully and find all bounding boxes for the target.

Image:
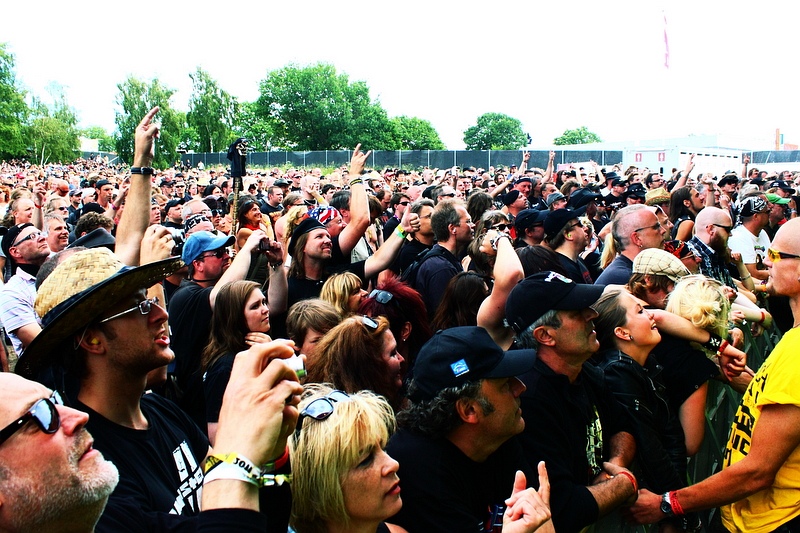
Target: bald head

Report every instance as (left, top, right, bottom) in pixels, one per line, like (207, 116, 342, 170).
(612, 204, 648, 249)
(694, 206, 732, 244)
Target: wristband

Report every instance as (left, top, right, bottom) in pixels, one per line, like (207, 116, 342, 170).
(718, 339, 729, 355)
(262, 446, 290, 473)
(130, 167, 155, 175)
(110, 202, 117, 210)
(349, 177, 364, 187)
(203, 462, 259, 487)
(669, 490, 685, 516)
(490, 232, 511, 251)
(759, 310, 766, 323)
(616, 471, 638, 493)
(34, 204, 42, 209)
(701, 332, 722, 353)
(204, 452, 258, 476)
(394, 225, 407, 239)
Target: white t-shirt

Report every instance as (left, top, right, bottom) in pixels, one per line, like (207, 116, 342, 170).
(728, 225, 771, 266)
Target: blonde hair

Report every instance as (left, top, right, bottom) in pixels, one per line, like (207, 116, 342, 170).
(600, 231, 618, 269)
(320, 272, 363, 316)
(290, 384, 396, 533)
(666, 275, 730, 338)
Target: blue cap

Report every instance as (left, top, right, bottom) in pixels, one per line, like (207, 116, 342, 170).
(182, 231, 234, 264)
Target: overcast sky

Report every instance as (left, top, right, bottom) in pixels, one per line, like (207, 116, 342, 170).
(4, 0, 798, 150)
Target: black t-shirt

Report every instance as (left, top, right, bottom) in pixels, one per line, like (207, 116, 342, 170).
(557, 253, 593, 284)
(80, 394, 209, 531)
(386, 428, 531, 533)
(287, 259, 367, 308)
(518, 359, 629, 532)
(168, 281, 213, 391)
(393, 238, 431, 275)
(203, 352, 235, 424)
(651, 332, 718, 413)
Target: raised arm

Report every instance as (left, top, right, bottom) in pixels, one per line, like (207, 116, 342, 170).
(477, 229, 523, 346)
(337, 144, 372, 255)
(116, 106, 160, 266)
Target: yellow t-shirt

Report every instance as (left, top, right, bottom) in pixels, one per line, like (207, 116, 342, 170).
(721, 327, 800, 533)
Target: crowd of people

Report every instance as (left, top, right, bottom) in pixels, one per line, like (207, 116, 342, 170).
(1, 106, 799, 533)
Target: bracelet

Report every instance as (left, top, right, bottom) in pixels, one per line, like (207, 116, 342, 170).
(490, 232, 512, 251)
(262, 446, 290, 473)
(740, 274, 751, 281)
(718, 339, 729, 355)
(394, 225, 407, 239)
(204, 453, 258, 476)
(669, 490, 685, 516)
(110, 203, 117, 210)
(203, 462, 259, 487)
(759, 310, 766, 323)
(349, 178, 364, 187)
(34, 203, 42, 209)
(615, 471, 638, 493)
(130, 167, 155, 175)
(701, 332, 723, 352)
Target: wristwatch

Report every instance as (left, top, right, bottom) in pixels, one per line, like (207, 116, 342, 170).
(660, 492, 675, 518)
(490, 232, 511, 251)
(130, 167, 155, 175)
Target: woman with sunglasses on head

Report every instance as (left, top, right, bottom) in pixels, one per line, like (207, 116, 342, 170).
(305, 315, 405, 411)
(235, 195, 275, 285)
(358, 276, 432, 373)
(202, 280, 273, 444)
(290, 384, 407, 533)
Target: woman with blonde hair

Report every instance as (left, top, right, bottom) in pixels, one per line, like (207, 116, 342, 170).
(290, 384, 405, 533)
(320, 272, 367, 317)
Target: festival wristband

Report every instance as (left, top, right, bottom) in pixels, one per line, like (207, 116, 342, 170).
(130, 167, 155, 175)
(204, 453, 258, 476)
(616, 471, 638, 493)
(717, 340, 729, 356)
(668, 490, 685, 516)
(262, 446, 290, 473)
(394, 225, 407, 239)
(701, 333, 722, 353)
(203, 462, 259, 487)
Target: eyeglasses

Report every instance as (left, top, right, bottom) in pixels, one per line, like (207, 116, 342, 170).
(369, 289, 395, 305)
(12, 231, 43, 247)
(397, 201, 410, 206)
(201, 249, 228, 260)
(99, 296, 160, 324)
(0, 391, 62, 446)
(492, 223, 511, 232)
(633, 221, 663, 233)
(767, 248, 800, 262)
(56, 206, 69, 211)
(711, 223, 733, 232)
(295, 390, 351, 436)
(439, 193, 456, 198)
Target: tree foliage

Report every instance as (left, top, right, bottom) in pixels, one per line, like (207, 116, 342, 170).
(255, 63, 395, 151)
(0, 43, 29, 159)
(235, 101, 274, 152)
(463, 113, 528, 150)
(553, 126, 602, 145)
(114, 77, 182, 167)
(81, 126, 115, 152)
(391, 116, 445, 150)
(25, 86, 80, 164)
(187, 68, 238, 153)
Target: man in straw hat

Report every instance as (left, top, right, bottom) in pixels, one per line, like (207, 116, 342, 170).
(15, 108, 300, 531)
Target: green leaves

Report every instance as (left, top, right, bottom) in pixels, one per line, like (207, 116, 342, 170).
(463, 113, 528, 151)
(553, 126, 602, 146)
(187, 68, 238, 153)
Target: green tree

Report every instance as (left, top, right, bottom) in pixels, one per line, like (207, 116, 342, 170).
(25, 88, 80, 164)
(0, 43, 29, 159)
(391, 116, 445, 150)
(235, 101, 273, 151)
(255, 63, 395, 150)
(187, 68, 238, 153)
(463, 113, 528, 150)
(81, 126, 115, 152)
(553, 126, 602, 145)
(114, 76, 181, 168)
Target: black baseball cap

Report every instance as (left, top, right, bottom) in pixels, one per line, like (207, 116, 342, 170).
(543, 208, 579, 240)
(408, 327, 536, 402)
(505, 271, 605, 334)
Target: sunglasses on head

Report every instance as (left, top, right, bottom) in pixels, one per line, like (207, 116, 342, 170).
(0, 391, 62, 446)
(295, 390, 351, 437)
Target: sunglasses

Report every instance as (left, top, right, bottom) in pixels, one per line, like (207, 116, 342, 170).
(492, 223, 511, 232)
(439, 193, 456, 198)
(360, 315, 379, 331)
(767, 248, 800, 263)
(369, 289, 395, 305)
(12, 231, 43, 247)
(99, 296, 160, 324)
(0, 391, 62, 446)
(711, 223, 733, 232)
(201, 249, 228, 260)
(295, 390, 351, 436)
(397, 201, 410, 206)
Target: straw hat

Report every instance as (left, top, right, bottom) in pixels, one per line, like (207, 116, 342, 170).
(17, 248, 182, 379)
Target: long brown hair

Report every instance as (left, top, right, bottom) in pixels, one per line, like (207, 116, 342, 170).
(201, 280, 261, 372)
(305, 315, 402, 409)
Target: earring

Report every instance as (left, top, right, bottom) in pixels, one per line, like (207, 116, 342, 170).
(628, 334, 634, 342)
(89, 338, 100, 345)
